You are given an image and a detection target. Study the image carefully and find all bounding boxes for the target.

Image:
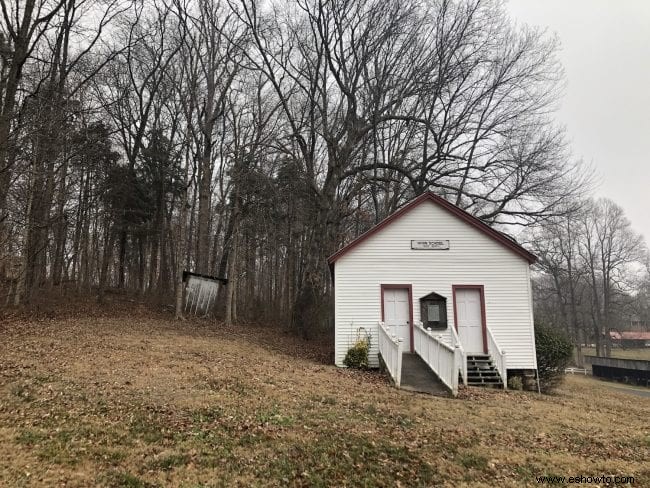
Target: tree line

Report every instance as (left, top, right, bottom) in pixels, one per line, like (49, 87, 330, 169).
(0, 0, 644, 342)
(530, 199, 648, 360)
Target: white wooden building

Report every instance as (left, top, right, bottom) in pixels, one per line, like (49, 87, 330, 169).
(328, 192, 538, 394)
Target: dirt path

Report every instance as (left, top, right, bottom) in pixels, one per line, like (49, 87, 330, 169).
(0, 313, 648, 487)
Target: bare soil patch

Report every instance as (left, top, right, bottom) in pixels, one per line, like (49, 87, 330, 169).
(1, 311, 648, 487)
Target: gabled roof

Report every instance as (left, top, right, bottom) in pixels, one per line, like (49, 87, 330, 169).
(420, 291, 448, 301)
(327, 192, 537, 265)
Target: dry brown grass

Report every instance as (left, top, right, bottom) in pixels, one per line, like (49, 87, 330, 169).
(0, 309, 648, 487)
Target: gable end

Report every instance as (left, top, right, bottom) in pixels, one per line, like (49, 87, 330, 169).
(328, 192, 537, 265)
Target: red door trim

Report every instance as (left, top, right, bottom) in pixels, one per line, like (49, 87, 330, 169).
(452, 285, 488, 354)
(380, 284, 414, 353)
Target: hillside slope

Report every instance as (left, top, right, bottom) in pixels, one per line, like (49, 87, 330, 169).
(0, 313, 648, 487)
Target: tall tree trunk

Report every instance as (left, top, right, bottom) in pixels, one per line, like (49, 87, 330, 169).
(52, 157, 69, 286)
(291, 187, 339, 339)
(175, 141, 192, 319)
(195, 92, 216, 273)
(98, 225, 115, 304)
(225, 197, 240, 325)
(0, 0, 38, 224)
(174, 197, 188, 318)
(13, 164, 35, 306)
(118, 227, 127, 288)
(196, 150, 213, 274)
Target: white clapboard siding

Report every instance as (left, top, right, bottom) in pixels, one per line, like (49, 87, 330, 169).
(334, 199, 537, 370)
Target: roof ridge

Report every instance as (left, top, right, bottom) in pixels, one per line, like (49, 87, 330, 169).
(328, 192, 537, 265)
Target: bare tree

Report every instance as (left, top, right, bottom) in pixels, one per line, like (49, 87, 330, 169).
(9, 0, 133, 303)
(0, 0, 67, 284)
(529, 205, 591, 365)
(3, 0, 646, 352)
(180, 0, 246, 274)
(582, 199, 646, 356)
(531, 199, 646, 359)
(236, 0, 438, 335)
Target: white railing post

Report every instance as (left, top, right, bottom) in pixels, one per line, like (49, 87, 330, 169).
(396, 338, 403, 387)
(502, 350, 508, 389)
(453, 345, 461, 396)
(450, 324, 467, 386)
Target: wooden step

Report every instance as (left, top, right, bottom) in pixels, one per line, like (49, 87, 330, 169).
(468, 364, 496, 370)
(468, 382, 503, 388)
(467, 373, 501, 381)
(468, 374, 502, 380)
(468, 377, 500, 382)
(467, 365, 497, 370)
(465, 354, 504, 389)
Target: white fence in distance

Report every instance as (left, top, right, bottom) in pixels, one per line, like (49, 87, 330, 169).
(565, 367, 589, 375)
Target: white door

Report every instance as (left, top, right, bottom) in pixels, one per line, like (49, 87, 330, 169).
(383, 288, 410, 352)
(455, 289, 484, 354)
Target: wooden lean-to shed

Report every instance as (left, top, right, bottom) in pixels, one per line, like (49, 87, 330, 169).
(328, 192, 539, 394)
(183, 271, 228, 316)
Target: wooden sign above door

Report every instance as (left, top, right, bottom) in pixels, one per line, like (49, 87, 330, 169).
(411, 240, 450, 250)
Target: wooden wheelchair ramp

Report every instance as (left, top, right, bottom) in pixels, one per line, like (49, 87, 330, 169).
(400, 353, 451, 397)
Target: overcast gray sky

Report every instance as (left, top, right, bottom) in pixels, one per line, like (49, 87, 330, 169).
(507, 0, 650, 244)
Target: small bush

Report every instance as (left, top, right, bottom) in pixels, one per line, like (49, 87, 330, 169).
(507, 376, 523, 391)
(535, 324, 573, 393)
(343, 329, 371, 369)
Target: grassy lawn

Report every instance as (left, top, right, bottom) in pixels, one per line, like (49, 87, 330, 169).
(581, 347, 650, 361)
(0, 310, 648, 487)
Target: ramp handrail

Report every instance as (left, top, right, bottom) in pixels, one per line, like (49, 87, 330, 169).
(486, 326, 507, 389)
(450, 324, 467, 386)
(414, 321, 459, 396)
(378, 321, 403, 387)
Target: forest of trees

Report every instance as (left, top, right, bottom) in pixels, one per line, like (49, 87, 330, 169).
(0, 0, 646, 346)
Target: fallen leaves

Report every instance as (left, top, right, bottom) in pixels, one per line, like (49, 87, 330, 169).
(0, 310, 648, 487)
